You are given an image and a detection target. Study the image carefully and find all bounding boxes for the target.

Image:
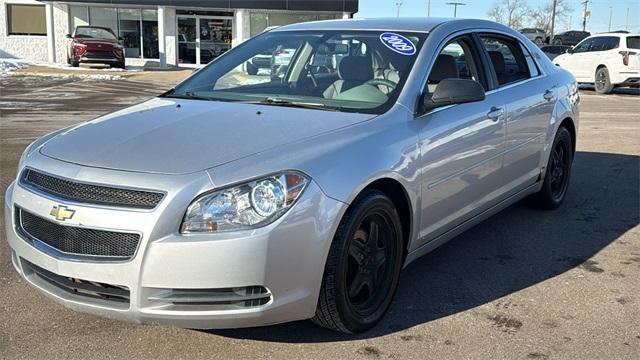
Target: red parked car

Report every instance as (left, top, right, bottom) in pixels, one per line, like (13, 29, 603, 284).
(66, 26, 125, 68)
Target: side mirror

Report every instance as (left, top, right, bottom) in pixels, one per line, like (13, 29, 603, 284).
(566, 47, 574, 54)
(421, 78, 485, 113)
(65, 34, 72, 38)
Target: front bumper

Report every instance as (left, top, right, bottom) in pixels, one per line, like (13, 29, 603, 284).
(4, 155, 345, 329)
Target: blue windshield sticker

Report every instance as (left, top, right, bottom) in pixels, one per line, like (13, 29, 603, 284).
(380, 32, 416, 55)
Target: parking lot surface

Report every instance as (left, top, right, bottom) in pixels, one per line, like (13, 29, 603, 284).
(0, 76, 638, 359)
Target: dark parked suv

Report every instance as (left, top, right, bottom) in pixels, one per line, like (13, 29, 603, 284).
(553, 30, 591, 46)
(66, 26, 125, 68)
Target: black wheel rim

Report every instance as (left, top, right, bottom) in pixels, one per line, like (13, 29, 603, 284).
(549, 139, 570, 200)
(595, 70, 607, 91)
(345, 211, 396, 316)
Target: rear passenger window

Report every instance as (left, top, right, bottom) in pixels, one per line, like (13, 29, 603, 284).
(480, 36, 530, 86)
(590, 36, 620, 51)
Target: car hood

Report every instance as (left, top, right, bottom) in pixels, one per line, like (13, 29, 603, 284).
(40, 97, 375, 174)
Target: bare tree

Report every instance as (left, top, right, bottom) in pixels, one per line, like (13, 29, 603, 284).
(530, 0, 573, 35)
(487, 0, 530, 29)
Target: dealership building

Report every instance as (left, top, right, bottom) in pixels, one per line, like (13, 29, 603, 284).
(0, 0, 357, 68)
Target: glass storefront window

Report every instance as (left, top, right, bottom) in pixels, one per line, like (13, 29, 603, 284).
(199, 18, 232, 65)
(142, 9, 159, 58)
(69, 6, 89, 31)
(69, 6, 158, 59)
(118, 8, 141, 58)
(178, 17, 197, 64)
(89, 7, 118, 33)
(249, 13, 341, 37)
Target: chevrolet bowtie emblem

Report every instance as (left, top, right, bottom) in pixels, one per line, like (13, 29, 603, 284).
(50, 205, 76, 221)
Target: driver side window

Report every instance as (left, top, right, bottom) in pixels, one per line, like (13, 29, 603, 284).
(425, 37, 482, 94)
(573, 38, 594, 53)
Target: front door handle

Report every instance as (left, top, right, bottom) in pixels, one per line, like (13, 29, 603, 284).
(543, 89, 555, 101)
(487, 106, 504, 121)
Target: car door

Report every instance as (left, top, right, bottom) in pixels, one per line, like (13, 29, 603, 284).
(415, 34, 506, 245)
(561, 37, 594, 80)
(586, 36, 620, 81)
(479, 34, 552, 197)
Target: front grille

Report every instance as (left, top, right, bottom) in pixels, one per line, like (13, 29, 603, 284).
(17, 207, 140, 260)
(21, 169, 164, 209)
(22, 258, 130, 304)
(84, 50, 116, 58)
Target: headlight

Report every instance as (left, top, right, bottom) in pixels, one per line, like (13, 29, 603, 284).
(181, 172, 309, 233)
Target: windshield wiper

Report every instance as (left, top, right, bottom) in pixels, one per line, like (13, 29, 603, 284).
(161, 90, 212, 101)
(249, 97, 340, 111)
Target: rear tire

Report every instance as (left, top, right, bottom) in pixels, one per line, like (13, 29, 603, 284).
(71, 60, 79, 67)
(312, 190, 403, 333)
(594, 67, 614, 94)
(534, 37, 544, 45)
(528, 126, 573, 210)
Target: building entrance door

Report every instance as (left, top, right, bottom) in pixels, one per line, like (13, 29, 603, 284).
(177, 15, 232, 67)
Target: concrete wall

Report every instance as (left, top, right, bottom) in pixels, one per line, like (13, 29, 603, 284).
(52, 2, 69, 63)
(0, 0, 49, 61)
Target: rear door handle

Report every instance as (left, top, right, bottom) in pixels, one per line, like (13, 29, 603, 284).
(487, 106, 504, 121)
(543, 89, 555, 101)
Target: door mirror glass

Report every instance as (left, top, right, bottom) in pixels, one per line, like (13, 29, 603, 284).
(422, 78, 485, 112)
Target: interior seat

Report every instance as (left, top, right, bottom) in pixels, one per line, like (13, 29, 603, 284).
(488, 51, 507, 84)
(323, 56, 374, 99)
(427, 54, 459, 92)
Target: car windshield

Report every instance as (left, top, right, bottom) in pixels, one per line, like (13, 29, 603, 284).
(75, 27, 116, 40)
(167, 30, 427, 114)
(627, 36, 640, 49)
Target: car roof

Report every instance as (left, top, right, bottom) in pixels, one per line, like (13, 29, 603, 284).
(75, 25, 114, 31)
(271, 17, 507, 33)
(584, 32, 640, 40)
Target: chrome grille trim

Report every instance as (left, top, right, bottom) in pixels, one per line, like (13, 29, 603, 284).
(20, 168, 164, 209)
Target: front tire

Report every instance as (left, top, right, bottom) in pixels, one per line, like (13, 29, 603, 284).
(594, 67, 614, 94)
(534, 37, 544, 45)
(312, 190, 403, 333)
(553, 38, 563, 45)
(528, 126, 573, 210)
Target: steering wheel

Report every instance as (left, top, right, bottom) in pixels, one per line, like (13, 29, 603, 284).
(364, 78, 398, 91)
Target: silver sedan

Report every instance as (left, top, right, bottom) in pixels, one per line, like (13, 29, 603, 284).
(4, 18, 579, 333)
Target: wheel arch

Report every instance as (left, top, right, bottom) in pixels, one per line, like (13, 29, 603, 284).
(361, 178, 413, 258)
(559, 117, 577, 154)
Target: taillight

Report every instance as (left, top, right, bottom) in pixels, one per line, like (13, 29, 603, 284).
(619, 51, 637, 66)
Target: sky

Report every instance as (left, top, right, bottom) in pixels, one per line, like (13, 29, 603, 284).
(355, 0, 640, 34)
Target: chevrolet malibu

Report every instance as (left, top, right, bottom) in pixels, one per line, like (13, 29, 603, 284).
(4, 18, 579, 333)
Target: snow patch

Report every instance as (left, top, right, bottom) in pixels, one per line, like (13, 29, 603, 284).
(0, 58, 136, 80)
(0, 58, 29, 74)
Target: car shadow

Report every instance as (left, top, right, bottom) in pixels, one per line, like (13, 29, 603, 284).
(579, 84, 640, 96)
(205, 151, 639, 342)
